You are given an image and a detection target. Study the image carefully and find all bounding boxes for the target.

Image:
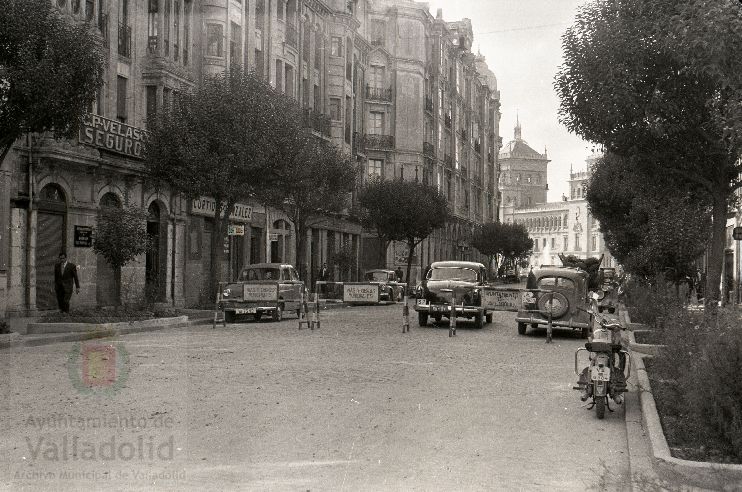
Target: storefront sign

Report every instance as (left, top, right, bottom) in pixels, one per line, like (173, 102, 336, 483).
(190, 197, 253, 222)
(74, 226, 93, 247)
(78, 113, 147, 159)
(228, 225, 245, 236)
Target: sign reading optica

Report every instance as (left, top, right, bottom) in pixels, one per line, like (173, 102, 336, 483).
(190, 197, 253, 222)
(78, 113, 147, 159)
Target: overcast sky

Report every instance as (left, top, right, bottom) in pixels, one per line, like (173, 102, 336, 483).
(425, 0, 592, 201)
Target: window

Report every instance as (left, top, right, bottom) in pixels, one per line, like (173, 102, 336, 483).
(314, 31, 322, 68)
(538, 277, 575, 289)
(164, 0, 171, 55)
(368, 159, 382, 178)
(285, 64, 294, 98)
(183, 0, 191, 64)
(303, 23, 311, 61)
(146, 85, 157, 126)
(543, 237, 547, 248)
(72, 0, 81, 13)
(116, 76, 128, 122)
(58, 0, 67, 7)
(329, 98, 341, 120)
(313, 84, 320, 111)
(563, 235, 568, 250)
(256, 0, 265, 27)
(331, 36, 342, 57)
(533, 240, 538, 252)
(368, 112, 383, 135)
(275, 60, 283, 93)
(369, 65, 384, 90)
(148, 0, 158, 50)
(163, 87, 171, 113)
(207, 24, 224, 57)
(551, 237, 556, 250)
(277, 0, 284, 20)
(174, 0, 180, 60)
(592, 235, 597, 251)
(370, 20, 385, 45)
(574, 234, 581, 251)
(85, 0, 94, 20)
(230, 22, 241, 66)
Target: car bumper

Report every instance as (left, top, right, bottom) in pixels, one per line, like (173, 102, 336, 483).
(515, 312, 589, 329)
(414, 302, 484, 315)
(220, 302, 279, 314)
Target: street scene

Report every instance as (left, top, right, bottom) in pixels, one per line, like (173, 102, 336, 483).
(3, 0, 742, 490)
(1, 305, 630, 491)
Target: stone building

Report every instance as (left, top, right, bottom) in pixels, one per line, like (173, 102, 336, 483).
(0, 0, 501, 316)
(503, 153, 616, 269)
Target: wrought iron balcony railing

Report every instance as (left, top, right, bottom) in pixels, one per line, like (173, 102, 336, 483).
(365, 85, 392, 102)
(364, 134, 394, 150)
(302, 108, 331, 137)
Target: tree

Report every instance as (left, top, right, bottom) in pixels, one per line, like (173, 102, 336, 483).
(0, 0, 104, 164)
(145, 67, 300, 301)
(555, 0, 742, 306)
(358, 180, 449, 285)
(329, 243, 355, 282)
(471, 222, 534, 278)
(586, 152, 711, 284)
(265, 136, 358, 283)
(93, 206, 151, 270)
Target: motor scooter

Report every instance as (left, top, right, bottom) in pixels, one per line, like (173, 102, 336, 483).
(574, 299, 630, 419)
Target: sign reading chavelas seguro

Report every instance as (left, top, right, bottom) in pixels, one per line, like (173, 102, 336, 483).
(190, 197, 253, 222)
(78, 113, 147, 159)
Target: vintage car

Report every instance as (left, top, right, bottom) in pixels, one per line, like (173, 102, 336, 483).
(218, 263, 304, 322)
(516, 266, 592, 338)
(595, 267, 619, 314)
(363, 269, 403, 302)
(414, 261, 492, 328)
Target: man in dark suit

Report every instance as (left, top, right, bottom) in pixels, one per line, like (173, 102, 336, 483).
(54, 252, 80, 313)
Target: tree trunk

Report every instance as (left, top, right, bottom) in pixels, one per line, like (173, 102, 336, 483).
(405, 238, 419, 290)
(294, 215, 308, 283)
(705, 194, 727, 309)
(209, 200, 233, 306)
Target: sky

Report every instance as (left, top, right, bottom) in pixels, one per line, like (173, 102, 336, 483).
(425, 0, 592, 201)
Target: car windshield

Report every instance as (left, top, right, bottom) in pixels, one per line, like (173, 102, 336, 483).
(365, 272, 390, 282)
(537, 277, 575, 289)
(429, 267, 478, 281)
(239, 268, 281, 281)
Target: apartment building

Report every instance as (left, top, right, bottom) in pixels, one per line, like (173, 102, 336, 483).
(0, 0, 501, 316)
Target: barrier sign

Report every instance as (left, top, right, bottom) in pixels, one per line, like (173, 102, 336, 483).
(343, 283, 379, 303)
(481, 288, 522, 312)
(243, 283, 278, 302)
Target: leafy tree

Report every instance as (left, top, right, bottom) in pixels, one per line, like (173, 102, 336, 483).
(471, 222, 534, 278)
(329, 244, 355, 282)
(93, 206, 150, 269)
(586, 152, 711, 284)
(358, 179, 449, 284)
(0, 0, 104, 163)
(145, 67, 300, 300)
(265, 135, 358, 283)
(555, 0, 742, 305)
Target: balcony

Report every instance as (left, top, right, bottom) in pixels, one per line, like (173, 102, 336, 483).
(364, 134, 394, 150)
(285, 24, 298, 49)
(423, 141, 435, 157)
(302, 109, 331, 137)
(118, 23, 131, 57)
(352, 132, 365, 156)
(345, 123, 351, 144)
(365, 85, 392, 102)
(424, 96, 433, 113)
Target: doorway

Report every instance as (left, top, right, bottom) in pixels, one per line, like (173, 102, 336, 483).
(145, 202, 167, 302)
(35, 184, 67, 310)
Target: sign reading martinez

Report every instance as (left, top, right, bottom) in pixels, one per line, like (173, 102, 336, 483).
(190, 197, 253, 222)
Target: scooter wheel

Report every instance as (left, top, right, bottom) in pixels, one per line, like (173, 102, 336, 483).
(596, 397, 606, 419)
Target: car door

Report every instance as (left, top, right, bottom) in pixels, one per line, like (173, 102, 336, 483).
(280, 266, 303, 309)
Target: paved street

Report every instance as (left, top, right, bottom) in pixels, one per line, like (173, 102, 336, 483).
(1, 304, 629, 491)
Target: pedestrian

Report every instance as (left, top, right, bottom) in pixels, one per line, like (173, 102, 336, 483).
(318, 263, 329, 296)
(54, 252, 80, 313)
(526, 266, 537, 289)
(395, 266, 404, 283)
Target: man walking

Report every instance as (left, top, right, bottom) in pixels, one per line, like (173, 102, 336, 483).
(54, 252, 80, 313)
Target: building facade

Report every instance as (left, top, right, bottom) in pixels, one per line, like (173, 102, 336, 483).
(502, 153, 616, 269)
(0, 0, 501, 316)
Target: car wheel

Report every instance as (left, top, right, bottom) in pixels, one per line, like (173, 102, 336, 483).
(224, 311, 236, 323)
(608, 307, 616, 314)
(485, 312, 493, 324)
(581, 326, 590, 339)
(433, 314, 442, 323)
(418, 312, 428, 326)
(531, 323, 539, 329)
(596, 396, 606, 419)
(474, 311, 484, 328)
(253, 312, 262, 322)
(272, 304, 283, 322)
(518, 322, 527, 335)
(537, 292, 569, 318)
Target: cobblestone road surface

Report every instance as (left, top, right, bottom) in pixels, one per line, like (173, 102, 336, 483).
(0, 303, 630, 491)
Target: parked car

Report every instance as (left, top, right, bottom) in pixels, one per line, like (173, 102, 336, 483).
(218, 263, 304, 322)
(414, 261, 492, 328)
(363, 269, 403, 302)
(516, 266, 592, 338)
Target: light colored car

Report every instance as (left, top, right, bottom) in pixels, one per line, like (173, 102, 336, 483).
(414, 261, 492, 328)
(218, 263, 304, 322)
(363, 269, 403, 302)
(516, 266, 592, 338)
